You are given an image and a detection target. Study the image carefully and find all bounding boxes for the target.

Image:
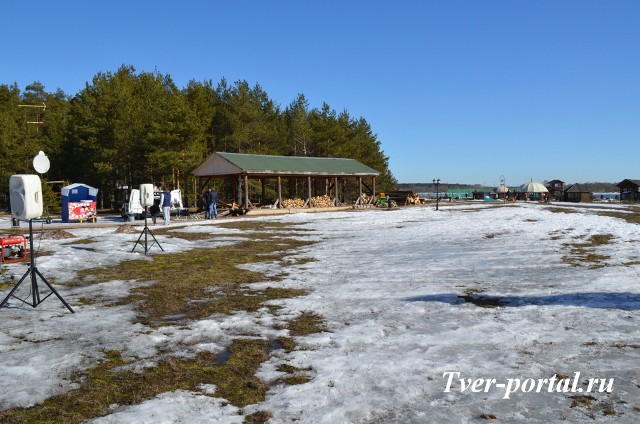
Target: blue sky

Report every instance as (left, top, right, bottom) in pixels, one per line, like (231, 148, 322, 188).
(2, 1, 638, 186)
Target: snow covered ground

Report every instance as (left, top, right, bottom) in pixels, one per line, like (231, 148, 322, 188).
(1, 203, 639, 423)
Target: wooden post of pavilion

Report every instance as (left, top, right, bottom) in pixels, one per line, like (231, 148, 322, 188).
(276, 176, 283, 208)
(371, 176, 376, 204)
(236, 175, 242, 206)
(243, 175, 249, 209)
(355, 177, 363, 205)
(304, 176, 314, 207)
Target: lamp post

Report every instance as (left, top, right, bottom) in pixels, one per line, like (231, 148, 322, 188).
(433, 178, 440, 211)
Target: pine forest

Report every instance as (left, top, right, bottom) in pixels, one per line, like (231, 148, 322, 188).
(0, 65, 397, 210)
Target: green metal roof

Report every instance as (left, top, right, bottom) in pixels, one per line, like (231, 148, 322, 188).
(192, 152, 379, 177)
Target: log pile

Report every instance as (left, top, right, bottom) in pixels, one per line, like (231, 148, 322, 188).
(360, 194, 372, 204)
(282, 195, 334, 208)
(312, 195, 333, 207)
(387, 190, 419, 206)
(406, 192, 422, 205)
(282, 198, 306, 208)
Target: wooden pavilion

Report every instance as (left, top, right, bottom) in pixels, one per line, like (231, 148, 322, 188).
(191, 152, 380, 210)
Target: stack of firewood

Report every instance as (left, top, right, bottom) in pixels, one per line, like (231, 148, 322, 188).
(406, 192, 421, 205)
(282, 195, 334, 208)
(282, 198, 306, 208)
(312, 195, 333, 207)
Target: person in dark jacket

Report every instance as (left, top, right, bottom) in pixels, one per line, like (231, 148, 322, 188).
(205, 188, 218, 219)
(149, 198, 161, 225)
(161, 188, 171, 225)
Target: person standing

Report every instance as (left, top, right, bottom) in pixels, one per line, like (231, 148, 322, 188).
(150, 197, 161, 225)
(210, 188, 218, 219)
(206, 188, 219, 219)
(161, 187, 171, 225)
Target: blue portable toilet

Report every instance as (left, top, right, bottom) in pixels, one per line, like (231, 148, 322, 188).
(61, 183, 99, 223)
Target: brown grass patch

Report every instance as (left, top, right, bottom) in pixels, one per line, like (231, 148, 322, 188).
(569, 394, 618, 418)
(62, 238, 96, 245)
(278, 363, 313, 385)
(286, 311, 327, 336)
(115, 225, 140, 234)
(245, 410, 273, 423)
(546, 207, 579, 214)
(595, 209, 640, 225)
(41, 229, 77, 239)
(561, 234, 614, 268)
(145, 225, 219, 241)
(75, 226, 314, 325)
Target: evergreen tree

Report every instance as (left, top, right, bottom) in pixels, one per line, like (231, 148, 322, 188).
(285, 94, 312, 156)
(183, 79, 223, 154)
(0, 84, 24, 187)
(215, 80, 286, 155)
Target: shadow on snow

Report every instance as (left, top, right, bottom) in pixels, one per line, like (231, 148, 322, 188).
(404, 292, 640, 310)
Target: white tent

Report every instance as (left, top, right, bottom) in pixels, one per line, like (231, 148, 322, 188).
(516, 181, 549, 193)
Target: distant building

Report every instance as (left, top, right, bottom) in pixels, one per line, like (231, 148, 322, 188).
(564, 183, 591, 203)
(616, 179, 640, 202)
(546, 180, 565, 201)
(447, 188, 474, 199)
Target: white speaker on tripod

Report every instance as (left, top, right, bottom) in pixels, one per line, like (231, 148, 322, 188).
(132, 184, 164, 255)
(2, 172, 74, 313)
(140, 184, 155, 207)
(9, 174, 43, 220)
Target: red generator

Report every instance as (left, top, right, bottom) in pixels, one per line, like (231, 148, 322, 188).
(0, 235, 28, 263)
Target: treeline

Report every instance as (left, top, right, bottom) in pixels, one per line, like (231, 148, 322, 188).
(568, 182, 618, 192)
(399, 181, 620, 193)
(397, 183, 485, 192)
(0, 65, 396, 209)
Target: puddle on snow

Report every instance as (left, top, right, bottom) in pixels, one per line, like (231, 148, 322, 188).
(214, 348, 232, 364)
(214, 339, 285, 365)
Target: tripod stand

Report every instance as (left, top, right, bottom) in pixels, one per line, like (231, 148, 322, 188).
(0, 219, 74, 313)
(131, 207, 164, 255)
